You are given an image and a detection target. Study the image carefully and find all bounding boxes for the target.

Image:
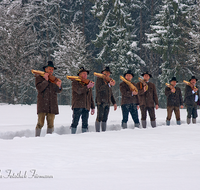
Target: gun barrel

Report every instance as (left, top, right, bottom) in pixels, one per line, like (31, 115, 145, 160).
(94, 72, 115, 83)
(120, 76, 138, 92)
(31, 69, 45, 76)
(66, 76, 81, 81)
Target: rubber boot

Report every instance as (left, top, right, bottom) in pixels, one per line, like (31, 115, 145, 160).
(47, 127, 54, 134)
(192, 118, 196, 124)
(35, 128, 41, 137)
(82, 128, 88, 133)
(187, 117, 191, 124)
(71, 127, 77, 134)
(122, 122, 127, 129)
(177, 120, 181, 125)
(95, 121, 100, 132)
(141, 120, 146, 128)
(166, 120, 170, 126)
(101, 122, 107, 132)
(151, 120, 156, 128)
(135, 123, 140, 128)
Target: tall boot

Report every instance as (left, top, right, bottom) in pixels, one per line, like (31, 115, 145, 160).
(192, 118, 196, 124)
(166, 120, 170, 126)
(187, 117, 191, 124)
(35, 128, 41, 137)
(141, 120, 146, 128)
(122, 122, 127, 129)
(47, 127, 54, 134)
(82, 128, 88, 133)
(177, 120, 181, 125)
(101, 122, 107, 132)
(151, 120, 156, 128)
(135, 123, 140, 128)
(71, 127, 77, 134)
(95, 121, 100, 132)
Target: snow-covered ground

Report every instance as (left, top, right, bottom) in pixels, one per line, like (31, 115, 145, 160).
(0, 104, 200, 190)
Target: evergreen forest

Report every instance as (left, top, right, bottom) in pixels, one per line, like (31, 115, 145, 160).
(0, 0, 199, 107)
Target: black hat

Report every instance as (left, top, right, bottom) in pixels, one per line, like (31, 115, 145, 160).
(170, 77, 178, 82)
(101, 66, 112, 74)
(141, 71, 152, 78)
(77, 67, 89, 76)
(43, 61, 57, 71)
(189, 76, 198, 82)
(124, 70, 134, 77)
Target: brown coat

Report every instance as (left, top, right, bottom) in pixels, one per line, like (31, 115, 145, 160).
(165, 86, 183, 107)
(120, 81, 139, 106)
(184, 85, 199, 106)
(136, 81, 159, 107)
(71, 80, 95, 111)
(36, 75, 62, 115)
(95, 77, 116, 105)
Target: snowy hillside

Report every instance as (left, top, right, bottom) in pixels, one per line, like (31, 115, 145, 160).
(0, 104, 200, 190)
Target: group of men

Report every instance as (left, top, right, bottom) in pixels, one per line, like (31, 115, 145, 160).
(34, 61, 199, 137)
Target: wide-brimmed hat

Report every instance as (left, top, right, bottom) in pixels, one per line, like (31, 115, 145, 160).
(170, 77, 178, 83)
(141, 71, 152, 78)
(124, 70, 134, 77)
(189, 76, 198, 82)
(101, 66, 112, 74)
(43, 61, 57, 70)
(77, 67, 89, 75)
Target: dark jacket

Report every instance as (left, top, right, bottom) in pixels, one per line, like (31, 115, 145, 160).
(136, 81, 159, 107)
(120, 81, 139, 106)
(165, 86, 183, 107)
(36, 75, 62, 114)
(95, 77, 116, 105)
(184, 85, 199, 106)
(71, 80, 95, 111)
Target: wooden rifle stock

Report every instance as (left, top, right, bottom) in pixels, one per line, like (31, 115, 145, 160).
(93, 72, 115, 83)
(138, 77, 148, 91)
(31, 69, 60, 85)
(120, 76, 138, 92)
(165, 83, 175, 93)
(66, 75, 93, 85)
(183, 80, 197, 91)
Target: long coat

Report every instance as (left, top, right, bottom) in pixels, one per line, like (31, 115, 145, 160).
(71, 80, 95, 111)
(36, 75, 62, 114)
(95, 77, 116, 105)
(136, 81, 159, 107)
(184, 85, 199, 106)
(120, 81, 139, 106)
(165, 86, 183, 107)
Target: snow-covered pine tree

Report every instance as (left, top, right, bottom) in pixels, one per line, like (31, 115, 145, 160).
(145, 0, 194, 107)
(91, 0, 144, 78)
(91, 0, 146, 104)
(0, 0, 38, 104)
(53, 23, 91, 77)
(64, 0, 100, 74)
(187, 0, 200, 75)
(131, 0, 163, 78)
(53, 23, 92, 105)
(66, 0, 100, 39)
(22, 0, 68, 65)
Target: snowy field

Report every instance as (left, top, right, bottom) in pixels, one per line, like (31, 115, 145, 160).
(0, 104, 200, 190)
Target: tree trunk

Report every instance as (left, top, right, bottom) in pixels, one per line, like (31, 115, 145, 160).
(57, 2, 62, 44)
(139, 7, 143, 60)
(82, 2, 85, 35)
